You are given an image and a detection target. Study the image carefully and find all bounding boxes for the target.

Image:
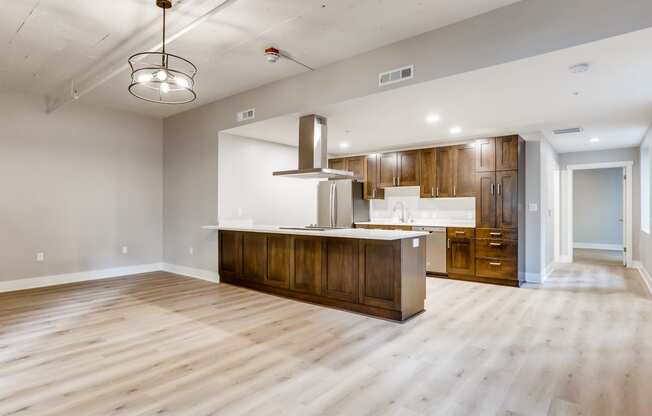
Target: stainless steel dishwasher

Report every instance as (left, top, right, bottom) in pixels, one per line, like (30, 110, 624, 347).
(412, 226, 447, 275)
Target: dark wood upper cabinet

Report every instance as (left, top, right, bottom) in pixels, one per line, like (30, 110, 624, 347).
(435, 147, 454, 197)
(321, 238, 359, 303)
(266, 234, 291, 289)
(378, 152, 398, 188)
(496, 170, 518, 229)
(290, 236, 322, 295)
(345, 156, 365, 179)
(419, 148, 436, 198)
(447, 231, 475, 277)
(495, 136, 519, 171)
(475, 138, 496, 172)
(453, 144, 477, 197)
(328, 158, 346, 171)
(476, 172, 496, 228)
(364, 154, 384, 200)
(358, 240, 401, 311)
(397, 150, 420, 186)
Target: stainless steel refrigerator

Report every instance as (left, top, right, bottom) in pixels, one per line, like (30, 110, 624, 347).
(317, 180, 370, 228)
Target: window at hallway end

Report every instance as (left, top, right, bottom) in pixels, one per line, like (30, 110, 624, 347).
(642, 141, 651, 234)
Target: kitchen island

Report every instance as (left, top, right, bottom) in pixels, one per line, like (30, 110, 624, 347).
(207, 225, 428, 321)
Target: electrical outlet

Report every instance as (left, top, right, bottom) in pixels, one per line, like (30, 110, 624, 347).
(237, 208, 243, 217)
(36, 252, 44, 262)
(189, 247, 194, 256)
(122, 246, 128, 254)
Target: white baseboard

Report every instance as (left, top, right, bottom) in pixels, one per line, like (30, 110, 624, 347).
(543, 262, 556, 280)
(573, 242, 623, 251)
(558, 255, 572, 264)
(0, 262, 220, 294)
(160, 263, 219, 283)
(0, 263, 164, 293)
(632, 261, 652, 295)
(524, 272, 542, 284)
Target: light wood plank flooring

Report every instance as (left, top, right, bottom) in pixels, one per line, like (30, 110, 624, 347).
(1, 262, 650, 416)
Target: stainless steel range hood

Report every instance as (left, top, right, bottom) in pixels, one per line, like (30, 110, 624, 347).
(273, 114, 354, 179)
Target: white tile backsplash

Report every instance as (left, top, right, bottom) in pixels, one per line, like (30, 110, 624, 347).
(370, 187, 475, 223)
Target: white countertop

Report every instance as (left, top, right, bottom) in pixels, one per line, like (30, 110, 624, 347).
(202, 225, 428, 240)
(355, 219, 476, 228)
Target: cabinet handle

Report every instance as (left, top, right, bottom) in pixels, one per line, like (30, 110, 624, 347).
(455, 231, 466, 235)
(489, 242, 503, 247)
(447, 239, 451, 249)
(489, 232, 502, 237)
(497, 183, 502, 195)
(489, 262, 502, 267)
(491, 184, 495, 195)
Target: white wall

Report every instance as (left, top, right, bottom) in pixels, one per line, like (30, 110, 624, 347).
(0, 92, 163, 282)
(370, 187, 474, 223)
(218, 133, 318, 226)
(540, 138, 560, 275)
(573, 168, 623, 248)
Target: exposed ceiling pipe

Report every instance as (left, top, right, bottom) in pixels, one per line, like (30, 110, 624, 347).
(45, 0, 239, 113)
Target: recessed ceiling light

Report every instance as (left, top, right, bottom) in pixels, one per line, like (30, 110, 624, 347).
(339, 142, 350, 149)
(589, 137, 600, 143)
(449, 126, 462, 134)
(426, 114, 440, 124)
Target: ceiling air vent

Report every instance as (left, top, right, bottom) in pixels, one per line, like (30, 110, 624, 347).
(553, 127, 583, 135)
(237, 108, 255, 122)
(379, 65, 414, 87)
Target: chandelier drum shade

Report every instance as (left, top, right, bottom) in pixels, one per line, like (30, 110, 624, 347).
(128, 0, 197, 104)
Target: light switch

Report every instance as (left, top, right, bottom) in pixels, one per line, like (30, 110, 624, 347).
(412, 238, 420, 248)
(529, 203, 539, 212)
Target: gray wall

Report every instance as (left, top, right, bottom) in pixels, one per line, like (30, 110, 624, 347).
(640, 129, 652, 275)
(573, 168, 623, 247)
(0, 92, 163, 281)
(560, 147, 641, 260)
(525, 141, 541, 278)
(164, 0, 652, 272)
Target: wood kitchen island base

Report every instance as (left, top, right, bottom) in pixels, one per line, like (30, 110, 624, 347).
(218, 229, 427, 321)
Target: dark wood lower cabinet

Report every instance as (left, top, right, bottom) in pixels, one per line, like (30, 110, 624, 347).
(358, 240, 400, 310)
(217, 230, 426, 321)
(265, 234, 291, 288)
(290, 236, 322, 295)
(322, 238, 359, 303)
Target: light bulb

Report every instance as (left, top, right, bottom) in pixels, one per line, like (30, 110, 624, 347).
(160, 82, 170, 93)
(175, 77, 189, 88)
(137, 73, 153, 83)
(155, 70, 168, 81)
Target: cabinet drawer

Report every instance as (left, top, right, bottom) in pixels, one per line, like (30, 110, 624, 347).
(356, 224, 413, 231)
(476, 228, 517, 240)
(447, 228, 475, 239)
(475, 239, 517, 259)
(476, 258, 517, 280)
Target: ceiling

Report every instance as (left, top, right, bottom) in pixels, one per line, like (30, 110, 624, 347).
(225, 27, 652, 154)
(1, 0, 521, 118)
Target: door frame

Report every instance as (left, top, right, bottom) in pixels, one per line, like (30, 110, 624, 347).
(564, 161, 633, 267)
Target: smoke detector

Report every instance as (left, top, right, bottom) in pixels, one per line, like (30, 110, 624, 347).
(569, 63, 591, 74)
(265, 47, 281, 63)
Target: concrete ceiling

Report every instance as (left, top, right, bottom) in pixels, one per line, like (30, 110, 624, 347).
(225, 27, 652, 154)
(1, 0, 521, 118)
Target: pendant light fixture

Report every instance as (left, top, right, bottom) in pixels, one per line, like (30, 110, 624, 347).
(128, 0, 197, 104)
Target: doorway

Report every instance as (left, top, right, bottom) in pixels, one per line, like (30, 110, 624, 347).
(563, 161, 633, 267)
